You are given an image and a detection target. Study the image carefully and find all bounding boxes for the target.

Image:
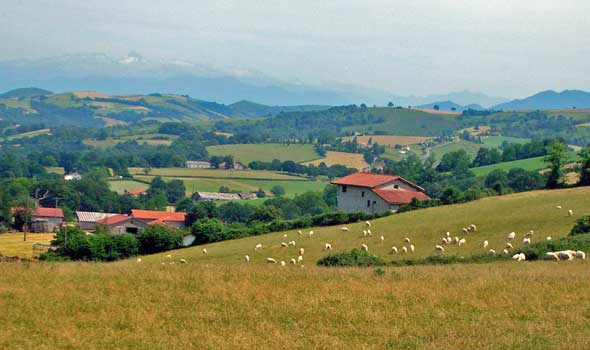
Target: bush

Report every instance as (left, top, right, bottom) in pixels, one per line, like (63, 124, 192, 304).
(191, 218, 227, 244)
(51, 227, 139, 261)
(137, 225, 183, 254)
(515, 235, 590, 260)
(570, 215, 590, 236)
(38, 251, 70, 261)
(317, 249, 386, 267)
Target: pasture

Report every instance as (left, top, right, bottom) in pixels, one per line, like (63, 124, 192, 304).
(305, 151, 369, 169)
(108, 180, 150, 194)
(470, 152, 580, 176)
(480, 135, 530, 148)
(341, 135, 430, 146)
(207, 143, 320, 163)
(128, 167, 304, 180)
(0, 233, 54, 258)
(430, 140, 482, 163)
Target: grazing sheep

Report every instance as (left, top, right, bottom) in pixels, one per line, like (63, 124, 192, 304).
(401, 246, 408, 254)
(202, 249, 208, 255)
(308, 231, 314, 238)
(391, 246, 398, 254)
(288, 241, 296, 247)
(483, 240, 489, 248)
(297, 255, 304, 262)
(507, 232, 516, 240)
(545, 252, 560, 261)
(410, 244, 415, 252)
(255, 243, 263, 250)
(365, 221, 371, 227)
(441, 237, 448, 244)
(556, 205, 562, 209)
(446, 231, 451, 237)
(266, 258, 276, 264)
(488, 249, 496, 255)
(512, 253, 526, 262)
(503, 249, 509, 255)
(362, 230, 368, 237)
(523, 237, 531, 245)
(453, 236, 459, 244)
(546, 236, 552, 241)
(280, 261, 286, 267)
(435, 245, 445, 252)
(470, 224, 477, 232)
(462, 227, 469, 234)
(283, 234, 288, 238)
(568, 209, 574, 216)
(380, 235, 385, 243)
(341, 227, 350, 232)
(519, 253, 526, 261)
(404, 237, 411, 243)
(180, 258, 187, 264)
(245, 255, 250, 262)
(557, 251, 574, 261)
(166, 254, 172, 259)
(361, 244, 369, 252)
(525, 230, 534, 237)
(324, 243, 333, 251)
(281, 242, 288, 248)
(298, 248, 305, 256)
(576, 251, 586, 260)
(297, 230, 303, 236)
(367, 229, 372, 236)
(290, 258, 297, 265)
(458, 238, 466, 246)
(505, 242, 514, 249)
(136, 258, 142, 263)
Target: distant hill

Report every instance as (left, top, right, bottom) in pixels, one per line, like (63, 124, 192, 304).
(417, 100, 483, 112)
(0, 87, 52, 99)
(493, 90, 590, 110)
(227, 100, 331, 117)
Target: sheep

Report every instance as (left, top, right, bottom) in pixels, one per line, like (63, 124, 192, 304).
(361, 244, 369, 252)
(401, 246, 408, 254)
(202, 248, 208, 255)
(556, 205, 562, 209)
(557, 251, 574, 261)
(391, 246, 398, 254)
(297, 230, 303, 236)
(505, 242, 514, 249)
(441, 237, 449, 244)
(324, 243, 333, 251)
(288, 240, 296, 247)
(453, 236, 459, 244)
(290, 258, 297, 265)
(458, 238, 466, 246)
(341, 227, 350, 232)
(462, 227, 469, 234)
(166, 254, 172, 259)
(362, 230, 368, 237)
(283, 234, 288, 238)
(308, 231, 314, 238)
(245, 255, 250, 262)
(512, 253, 526, 262)
(281, 242, 288, 248)
(507, 232, 516, 240)
(367, 229, 372, 236)
(404, 237, 411, 243)
(435, 245, 445, 252)
(576, 251, 586, 260)
(523, 237, 531, 245)
(483, 240, 489, 248)
(546, 236, 552, 241)
(410, 244, 415, 252)
(179, 258, 187, 264)
(365, 221, 371, 227)
(568, 209, 574, 216)
(298, 248, 305, 256)
(469, 224, 477, 232)
(280, 261, 286, 267)
(136, 258, 142, 263)
(525, 230, 534, 237)
(503, 249, 510, 255)
(255, 243, 263, 250)
(518, 253, 526, 262)
(380, 235, 385, 243)
(446, 231, 451, 237)
(545, 252, 560, 261)
(266, 258, 276, 264)
(488, 249, 496, 255)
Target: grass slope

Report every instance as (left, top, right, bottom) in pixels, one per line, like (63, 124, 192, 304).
(471, 152, 580, 176)
(305, 151, 369, 169)
(480, 135, 530, 148)
(0, 233, 54, 258)
(430, 140, 482, 163)
(207, 143, 320, 163)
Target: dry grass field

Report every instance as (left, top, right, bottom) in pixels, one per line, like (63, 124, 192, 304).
(341, 135, 430, 146)
(0, 233, 54, 258)
(305, 151, 369, 169)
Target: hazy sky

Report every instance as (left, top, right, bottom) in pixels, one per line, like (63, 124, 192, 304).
(1, 0, 589, 98)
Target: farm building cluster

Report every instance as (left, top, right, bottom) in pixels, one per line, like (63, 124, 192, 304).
(185, 160, 246, 170)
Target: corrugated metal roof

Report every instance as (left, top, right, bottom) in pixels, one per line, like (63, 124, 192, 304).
(76, 211, 119, 223)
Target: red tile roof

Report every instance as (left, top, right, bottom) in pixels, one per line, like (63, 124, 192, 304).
(372, 189, 430, 205)
(33, 207, 64, 218)
(127, 189, 146, 196)
(331, 173, 401, 188)
(131, 210, 186, 222)
(97, 214, 131, 226)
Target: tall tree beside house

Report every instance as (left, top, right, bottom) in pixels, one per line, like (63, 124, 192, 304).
(579, 148, 590, 186)
(544, 141, 567, 189)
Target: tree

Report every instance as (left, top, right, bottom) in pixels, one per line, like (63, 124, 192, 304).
(250, 205, 282, 222)
(255, 188, 266, 198)
(218, 202, 254, 223)
(270, 185, 285, 197)
(218, 186, 231, 193)
(484, 169, 508, 190)
(322, 184, 337, 207)
(570, 215, 590, 236)
(136, 225, 183, 254)
(387, 102, 394, 107)
(186, 201, 219, 226)
(191, 218, 226, 244)
(436, 150, 472, 175)
(433, 104, 440, 111)
(544, 141, 567, 188)
(166, 180, 186, 204)
(578, 148, 590, 186)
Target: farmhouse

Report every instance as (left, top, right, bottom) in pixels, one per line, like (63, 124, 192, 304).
(96, 209, 188, 234)
(75, 211, 119, 231)
(125, 188, 146, 198)
(31, 207, 65, 232)
(185, 160, 213, 169)
(331, 173, 429, 213)
(64, 172, 82, 181)
(218, 161, 246, 170)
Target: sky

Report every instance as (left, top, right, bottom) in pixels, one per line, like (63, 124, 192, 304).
(1, 0, 589, 98)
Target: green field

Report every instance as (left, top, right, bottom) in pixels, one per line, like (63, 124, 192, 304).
(470, 152, 580, 176)
(431, 140, 482, 163)
(480, 135, 530, 148)
(207, 143, 320, 163)
(108, 180, 149, 194)
(2, 188, 590, 349)
(129, 167, 306, 180)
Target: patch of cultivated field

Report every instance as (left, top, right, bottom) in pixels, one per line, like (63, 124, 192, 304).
(2, 128, 51, 141)
(129, 167, 306, 180)
(305, 151, 369, 169)
(84, 134, 178, 148)
(341, 135, 430, 146)
(0, 233, 54, 258)
(108, 180, 149, 194)
(430, 140, 482, 163)
(470, 152, 580, 176)
(207, 143, 320, 163)
(480, 135, 530, 148)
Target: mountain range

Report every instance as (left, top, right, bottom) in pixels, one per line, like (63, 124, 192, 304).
(492, 90, 590, 110)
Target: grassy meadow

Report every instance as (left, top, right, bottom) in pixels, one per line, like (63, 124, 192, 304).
(470, 151, 580, 176)
(207, 143, 320, 163)
(480, 135, 530, 148)
(108, 179, 150, 194)
(341, 135, 430, 146)
(431, 140, 482, 163)
(0, 233, 54, 258)
(305, 151, 369, 169)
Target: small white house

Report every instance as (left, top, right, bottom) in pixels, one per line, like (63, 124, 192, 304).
(331, 172, 429, 213)
(64, 172, 82, 181)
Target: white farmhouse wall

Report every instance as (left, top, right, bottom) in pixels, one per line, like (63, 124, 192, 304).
(336, 185, 395, 213)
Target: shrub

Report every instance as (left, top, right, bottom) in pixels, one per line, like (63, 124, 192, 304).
(38, 251, 70, 261)
(51, 227, 139, 261)
(317, 249, 386, 267)
(191, 218, 227, 244)
(570, 215, 590, 236)
(137, 225, 183, 254)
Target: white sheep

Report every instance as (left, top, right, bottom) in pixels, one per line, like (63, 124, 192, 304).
(245, 255, 250, 262)
(280, 261, 286, 267)
(365, 221, 371, 227)
(568, 209, 574, 216)
(546, 236, 552, 241)
(488, 249, 496, 255)
(380, 235, 385, 243)
(255, 243, 263, 250)
(453, 236, 459, 244)
(297, 230, 303, 236)
(556, 205, 562, 209)
(391, 246, 398, 254)
(507, 232, 516, 240)
(309, 230, 314, 237)
(324, 243, 333, 251)
(290, 258, 297, 265)
(470, 224, 477, 232)
(512, 253, 526, 262)
(136, 258, 142, 263)
(288, 240, 296, 247)
(483, 240, 489, 248)
(446, 231, 451, 237)
(458, 238, 466, 246)
(297, 255, 303, 263)
(525, 230, 534, 237)
(505, 242, 513, 249)
(361, 244, 369, 252)
(179, 258, 187, 264)
(410, 244, 415, 252)
(503, 249, 509, 255)
(281, 242, 288, 248)
(362, 230, 368, 237)
(166, 254, 172, 259)
(202, 248, 208, 255)
(341, 227, 350, 232)
(401, 246, 408, 254)
(523, 237, 531, 245)
(435, 245, 445, 252)
(266, 258, 277, 264)
(367, 229, 373, 236)
(557, 251, 574, 261)
(462, 227, 469, 234)
(298, 248, 305, 256)
(545, 252, 560, 261)
(404, 237, 411, 243)
(283, 233, 288, 238)
(576, 251, 586, 260)
(441, 237, 449, 245)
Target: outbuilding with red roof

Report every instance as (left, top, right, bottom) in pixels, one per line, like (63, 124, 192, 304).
(330, 172, 430, 213)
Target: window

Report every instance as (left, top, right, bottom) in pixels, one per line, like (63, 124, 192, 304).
(367, 200, 371, 207)
(361, 191, 365, 197)
(342, 185, 347, 193)
(394, 185, 399, 189)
